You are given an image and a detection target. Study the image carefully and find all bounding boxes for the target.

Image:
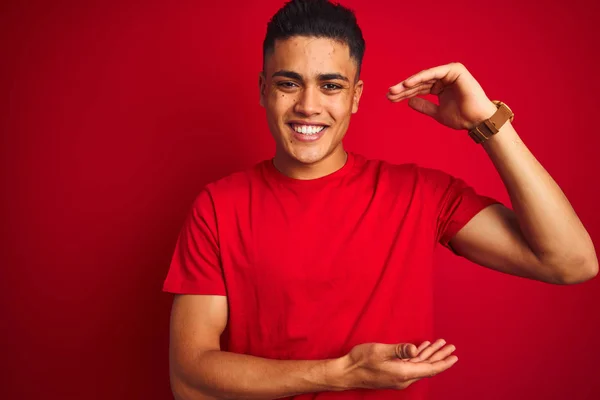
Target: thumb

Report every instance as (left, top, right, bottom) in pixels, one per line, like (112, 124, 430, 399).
(408, 97, 438, 119)
(393, 343, 418, 360)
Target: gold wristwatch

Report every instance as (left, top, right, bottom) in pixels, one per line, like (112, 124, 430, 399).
(468, 100, 514, 144)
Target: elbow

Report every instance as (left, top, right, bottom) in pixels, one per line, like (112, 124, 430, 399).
(170, 375, 191, 400)
(170, 366, 207, 400)
(171, 377, 208, 400)
(554, 253, 599, 285)
(170, 364, 218, 400)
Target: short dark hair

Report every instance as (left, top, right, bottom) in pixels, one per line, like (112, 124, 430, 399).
(263, 0, 366, 78)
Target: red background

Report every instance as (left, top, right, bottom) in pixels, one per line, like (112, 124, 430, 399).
(2, 0, 600, 399)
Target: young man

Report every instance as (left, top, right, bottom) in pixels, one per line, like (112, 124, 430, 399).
(163, 0, 598, 399)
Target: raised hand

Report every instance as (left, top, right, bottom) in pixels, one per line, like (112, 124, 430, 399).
(340, 339, 458, 390)
(387, 62, 498, 131)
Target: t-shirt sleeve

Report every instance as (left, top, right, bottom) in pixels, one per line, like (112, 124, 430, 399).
(420, 167, 500, 250)
(162, 189, 226, 295)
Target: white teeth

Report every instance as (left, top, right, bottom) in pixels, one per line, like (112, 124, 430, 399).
(292, 124, 325, 135)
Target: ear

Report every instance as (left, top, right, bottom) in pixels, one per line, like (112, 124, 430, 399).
(351, 79, 364, 114)
(259, 72, 266, 108)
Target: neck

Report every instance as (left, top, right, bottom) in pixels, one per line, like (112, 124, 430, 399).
(272, 147, 348, 180)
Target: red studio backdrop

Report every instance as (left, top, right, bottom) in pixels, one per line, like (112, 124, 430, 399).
(2, 0, 600, 399)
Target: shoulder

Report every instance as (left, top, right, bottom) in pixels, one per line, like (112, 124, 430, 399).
(191, 160, 267, 211)
(352, 152, 416, 178)
(352, 153, 453, 187)
(208, 161, 263, 192)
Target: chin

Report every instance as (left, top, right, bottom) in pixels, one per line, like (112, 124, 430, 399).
(289, 148, 329, 165)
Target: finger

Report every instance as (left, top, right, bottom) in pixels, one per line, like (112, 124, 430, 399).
(388, 81, 434, 99)
(410, 344, 456, 363)
(408, 97, 438, 118)
(427, 344, 457, 363)
(387, 84, 433, 102)
(404, 63, 462, 88)
(410, 339, 446, 362)
(394, 343, 418, 360)
(401, 356, 459, 380)
(417, 341, 431, 353)
(430, 80, 445, 96)
(407, 341, 431, 362)
(389, 79, 436, 95)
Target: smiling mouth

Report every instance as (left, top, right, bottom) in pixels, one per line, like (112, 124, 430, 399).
(287, 123, 328, 136)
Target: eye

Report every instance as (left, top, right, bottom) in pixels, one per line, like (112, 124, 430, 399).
(323, 83, 342, 91)
(277, 81, 299, 89)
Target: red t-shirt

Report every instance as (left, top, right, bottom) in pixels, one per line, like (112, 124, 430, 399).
(163, 152, 497, 399)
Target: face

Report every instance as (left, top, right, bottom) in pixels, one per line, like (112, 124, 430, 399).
(259, 36, 363, 168)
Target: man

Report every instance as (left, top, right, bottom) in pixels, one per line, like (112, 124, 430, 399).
(162, 0, 598, 399)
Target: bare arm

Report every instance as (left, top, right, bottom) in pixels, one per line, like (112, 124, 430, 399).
(388, 62, 598, 285)
(450, 120, 598, 285)
(169, 295, 458, 399)
(169, 294, 344, 400)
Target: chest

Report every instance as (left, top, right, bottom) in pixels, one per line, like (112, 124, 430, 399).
(218, 184, 434, 292)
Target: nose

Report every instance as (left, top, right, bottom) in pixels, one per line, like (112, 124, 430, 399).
(294, 86, 322, 116)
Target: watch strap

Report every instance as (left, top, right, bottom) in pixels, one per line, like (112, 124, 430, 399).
(468, 101, 514, 144)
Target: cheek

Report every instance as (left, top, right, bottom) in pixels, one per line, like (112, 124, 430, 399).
(268, 93, 297, 118)
(326, 96, 354, 120)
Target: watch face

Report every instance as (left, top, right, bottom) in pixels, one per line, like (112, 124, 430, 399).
(492, 100, 514, 122)
(502, 103, 514, 122)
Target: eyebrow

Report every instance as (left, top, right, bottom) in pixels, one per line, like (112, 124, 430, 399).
(272, 70, 350, 82)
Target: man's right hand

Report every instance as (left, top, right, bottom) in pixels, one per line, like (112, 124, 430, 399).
(336, 339, 458, 390)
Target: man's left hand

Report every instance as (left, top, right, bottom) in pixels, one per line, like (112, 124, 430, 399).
(387, 62, 498, 131)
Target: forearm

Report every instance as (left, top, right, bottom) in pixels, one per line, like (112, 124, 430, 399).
(172, 349, 347, 400)
(482, 118, 597, 276)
